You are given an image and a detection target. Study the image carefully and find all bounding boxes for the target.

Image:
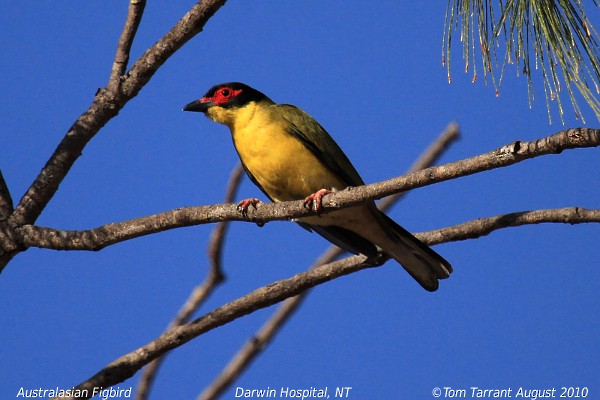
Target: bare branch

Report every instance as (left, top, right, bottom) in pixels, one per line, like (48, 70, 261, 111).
(135, 164, 244, 400)
(207, 164, 245, 279)
(197, 245, 346, 400)
(108, 0, 147, 92)
(15, 128, 599, 253)
(54, 206, 600, 400)
(422, 207, 600, 245)
(199, 123, 462, 400)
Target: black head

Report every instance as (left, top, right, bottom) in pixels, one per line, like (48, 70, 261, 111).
(183, 82, 270, 113)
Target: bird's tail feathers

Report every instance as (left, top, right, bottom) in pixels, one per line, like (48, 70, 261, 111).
(377, 212, 452, 292)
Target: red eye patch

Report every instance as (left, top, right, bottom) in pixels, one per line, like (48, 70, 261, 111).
(203, 88, 243, 106)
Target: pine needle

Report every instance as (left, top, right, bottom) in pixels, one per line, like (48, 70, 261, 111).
(443, 0, 600, 123)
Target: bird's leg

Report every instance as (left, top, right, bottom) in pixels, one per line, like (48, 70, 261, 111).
(237, 198, 261, 218)
(304, 188, 333, 214)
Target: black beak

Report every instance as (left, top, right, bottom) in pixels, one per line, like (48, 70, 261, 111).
(183, 99, 212, 112)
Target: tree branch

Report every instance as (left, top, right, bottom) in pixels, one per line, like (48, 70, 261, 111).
(53, 206, 600, 400)
(15, 127, 600, 253)
(422, 207, 600, 245)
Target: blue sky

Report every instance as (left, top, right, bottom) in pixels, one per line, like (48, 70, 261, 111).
(1, 2, 599, 399)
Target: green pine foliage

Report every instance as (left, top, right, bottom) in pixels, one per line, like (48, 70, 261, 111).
(443, 0, 600, 123)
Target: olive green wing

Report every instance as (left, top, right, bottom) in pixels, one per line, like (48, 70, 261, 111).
(273, 104, 365, 187)
(272, 104, 381, 257)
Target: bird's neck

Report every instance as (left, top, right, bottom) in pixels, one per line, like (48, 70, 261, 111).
(232, 100, 276, 132)
(206, 100, 274, 131)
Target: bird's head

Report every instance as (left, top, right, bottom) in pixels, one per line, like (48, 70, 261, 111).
(183, 82, 271, 127)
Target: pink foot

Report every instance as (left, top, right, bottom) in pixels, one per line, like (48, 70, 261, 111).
(304, 188, 333, 213)
(237, 198, 261, 217)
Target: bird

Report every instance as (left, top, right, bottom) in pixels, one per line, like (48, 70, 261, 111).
(183, 82, 452, 291)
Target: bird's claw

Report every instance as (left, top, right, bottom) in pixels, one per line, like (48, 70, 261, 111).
(303, 188, 333, 214)
(237, 198, 260, 218)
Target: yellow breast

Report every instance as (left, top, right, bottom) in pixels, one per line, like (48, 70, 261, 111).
(228, 103, 346, 202)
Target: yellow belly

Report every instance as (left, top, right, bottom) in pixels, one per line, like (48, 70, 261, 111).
(231, 113, 346, 202)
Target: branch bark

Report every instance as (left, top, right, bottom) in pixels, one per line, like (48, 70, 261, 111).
(53, 206, 600, 400)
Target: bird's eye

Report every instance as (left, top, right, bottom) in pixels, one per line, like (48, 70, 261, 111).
(212, 87, 241, 105)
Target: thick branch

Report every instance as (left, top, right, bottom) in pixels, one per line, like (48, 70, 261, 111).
(55, 206, 600, 399)
(16, 128, 600, 252)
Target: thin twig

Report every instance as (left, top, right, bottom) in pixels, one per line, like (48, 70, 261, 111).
(53, 206, 600, 400)
(135, 164, 244, 400)
(198, 123, 461, 400)
(108, 0, 147, 92)
(379, 122, 460, 210)
(421, 207, 600, 245)
(207, 164, 245, 279)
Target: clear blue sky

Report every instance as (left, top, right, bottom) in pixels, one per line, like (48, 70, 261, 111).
(1, 2, 599, 399)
